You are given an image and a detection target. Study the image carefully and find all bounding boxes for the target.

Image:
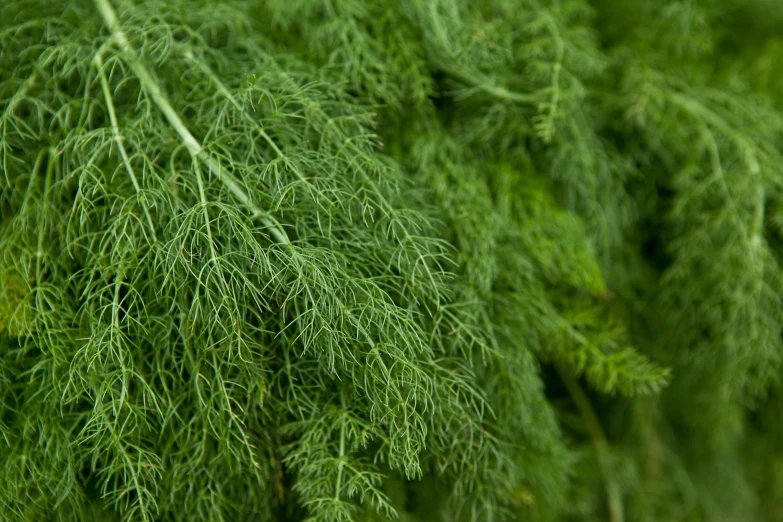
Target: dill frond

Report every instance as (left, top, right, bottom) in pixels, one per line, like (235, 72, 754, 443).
(2, 1, 783, 521)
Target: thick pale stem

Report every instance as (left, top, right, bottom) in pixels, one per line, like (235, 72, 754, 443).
(334, 393, 347, 502)
(334, 421, 346, 501)
(93, 0, 290, 246)
(93, 0, 384, 376)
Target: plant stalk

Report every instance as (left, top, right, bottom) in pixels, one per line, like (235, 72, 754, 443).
(93, 50, 157, 241)
(554, 359, 623, 522)
(93, 0, 290, 246)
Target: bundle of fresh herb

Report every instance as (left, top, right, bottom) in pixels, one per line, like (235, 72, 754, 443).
(2, 1, 782, 521)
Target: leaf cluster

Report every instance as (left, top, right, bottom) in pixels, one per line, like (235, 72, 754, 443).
(2, 1, 783, 522)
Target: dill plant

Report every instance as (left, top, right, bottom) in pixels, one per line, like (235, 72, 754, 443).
(2, 1, 783, 522)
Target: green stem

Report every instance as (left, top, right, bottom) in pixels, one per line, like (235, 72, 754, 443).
(35, 148, 56, 285)
(183, 50, 287, 160)
(94, 50, 158, 241)
(1, 70, 38, 184)
(194, 156, 222, 277)
(334, 421, 346, 501)
(446, 66, 536, 103)
(334, 393, 347, 502)
(537, 13, 564, 142)
(95, 0, 383, 376)
(554, 359, 623, 522)
(93, 0, 290, 246)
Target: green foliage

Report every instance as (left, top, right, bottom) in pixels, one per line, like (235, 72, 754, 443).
(1, 1, 782, 521)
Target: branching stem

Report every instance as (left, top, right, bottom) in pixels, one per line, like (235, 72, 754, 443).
(93, 50, 157, 241)
(446, 67, 536, 103)
(183, 49, 287, 160)
(93, 0, 290, 246)
(1, 69, 38, 185)
(34, 148, 56, 291)
(554, 359, 623, 522)
(334, 393, 347, 502)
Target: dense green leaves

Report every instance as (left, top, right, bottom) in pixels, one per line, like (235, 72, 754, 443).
(1, 0, 782, 521)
